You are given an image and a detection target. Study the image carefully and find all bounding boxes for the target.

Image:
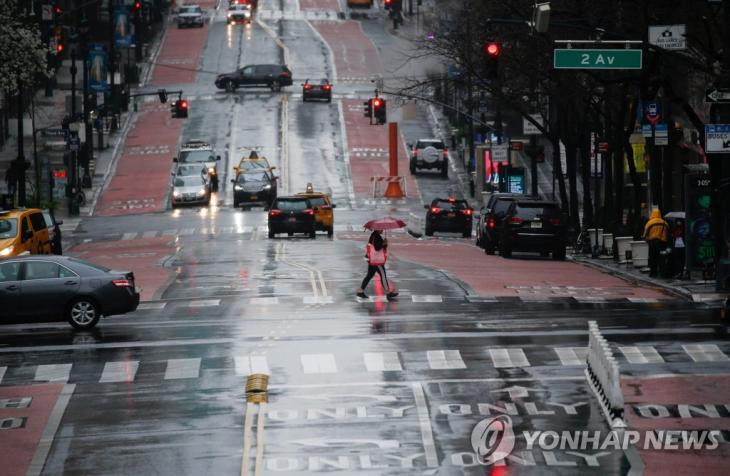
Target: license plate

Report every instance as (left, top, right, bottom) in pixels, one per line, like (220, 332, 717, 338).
(250, 195, 257, 200)
(288, 217, 296, 222)
(531, 221, 542, 229)
(448, 213, 456, 218)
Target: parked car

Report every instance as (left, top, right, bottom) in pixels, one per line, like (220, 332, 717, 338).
(215, 64, 293, 92)
(174, 140, 220, 191)
(424, 197, 473, 238)
(0, 255, 140, 329)
(227, 3, 252, 23)
(296, 183, 336, 236)
(499, 200, 567, 260)
(176, 5, 205, 28)
(0, 208, 52, 258)
(409, 139, 449, 177)
(42, 209, 63, 255)
(232, 170, 277, 209)
(302, 78, 332, 102)
(476, 193, 530, 255)
(171, 175, 211, 207)
(268, 197, 317, 239)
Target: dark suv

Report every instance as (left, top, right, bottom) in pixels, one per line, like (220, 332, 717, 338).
(498, 200, 567, 260)
(215, 64, 293, 92)
(267, 197, 316, 239)
(476, 193, 534, 255)
(424, 197, 473, 237)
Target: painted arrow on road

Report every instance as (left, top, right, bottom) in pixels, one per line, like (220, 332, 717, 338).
(491, 385, 546, 399)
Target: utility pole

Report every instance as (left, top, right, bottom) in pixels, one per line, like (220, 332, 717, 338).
(15, 81, 27, 207)
(464, 0, 475, 176)
(109, 0, 118, 131)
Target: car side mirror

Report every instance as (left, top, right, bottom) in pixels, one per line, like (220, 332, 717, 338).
(173, 157, 178, 162)
(56, 220, 64, 226)
(216, 155, 221, 161)
(331, 204, 337, 208)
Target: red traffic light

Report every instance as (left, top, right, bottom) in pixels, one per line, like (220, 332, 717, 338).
(133, 1, 142, 9)
(56, 43, 64, 53)
(373, 98, 382, 108)
(179, 100, 188, 109)
(485, 42, 501, 57)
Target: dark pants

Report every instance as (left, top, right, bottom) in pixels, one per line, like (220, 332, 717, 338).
(360, 265, 389, 292)
(672, 247, 685, 277)
(648, 240, 665, 277)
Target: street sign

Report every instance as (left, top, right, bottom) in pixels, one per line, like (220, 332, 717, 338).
(41, 4, 53, 21)
(648, 25, 686, 50)
(598, 142, 609, 153)
(654, 123, 669, 146)
(491, 144, 509, 163)
(645, 102, 662, 125)
(42, 128, 68, 138)
(553, 49, 642, 69)
(523, 114, 543, 135)
(705, 87, 730, 103)
(641, 124, 653, 138)
(68, 136, 81, 152)
(704, 124, 730, 153)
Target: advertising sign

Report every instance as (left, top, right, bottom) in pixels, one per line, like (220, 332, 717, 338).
(685, 174, 715, 270)
(114, 7, 133, 48)
(88, 44, 109, 92)
(507, 167, 525, 194)
(648, 25, 686, 50)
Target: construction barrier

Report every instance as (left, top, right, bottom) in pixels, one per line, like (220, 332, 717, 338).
(586, 321, 626, 428)
(371, 176, 407, 198)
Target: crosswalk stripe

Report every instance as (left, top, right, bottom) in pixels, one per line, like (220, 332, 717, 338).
(303, 296, 334, 304)
(489, 348, 531, 368)
(99, 361, 139, 383)
(411, 295, 443, 303)
(220, 226, 234, 234)
(301, 353, 338, 373)
(0, 366, 6, 383)
(189, 299, 221, 307)
(236, 226, 253, 234)
(180, 228, 195, 236)
(34, 364, 72, 382)
(682, 344, 730, 362)
(619, 346, 665, 364)
(162, 229, 177, 236)
(364, 352, 403, 371)
(142, 231, 158, 238)
(164, 358, 201, 380)
(250, 297, 279, 305)
(235, 355, 270, 376)
(554, 347, 588, 366)
(122, 232, 138, 240)
(136, 302, 167, 310)
(426, 350, 466, 370)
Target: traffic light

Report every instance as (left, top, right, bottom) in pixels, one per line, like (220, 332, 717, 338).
(171, 99, 189, 118)
(363, 99, 373, 120)
(484, 41, 501, 80)
(373, 97, 386, 125)
(158, 89, 168, 104)
(384, 0, 392, 9)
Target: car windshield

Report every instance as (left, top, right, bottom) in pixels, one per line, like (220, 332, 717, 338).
(493, 199, 515, 216)
(0, 218, 18, 239)
(515, 204, 560, 219)
(241, 160, 269, 171)
(308, 197, 328, 207)
(238, 172, 268, 183)
(275, 200, 308, 211)
(180, 6, 201, 13)
(177, 165, 205, 176)
(417, 141, 444, 149)
(174, 177, 202, 187)
(179, 150, 214, 163)
(434, 199, 467, 210)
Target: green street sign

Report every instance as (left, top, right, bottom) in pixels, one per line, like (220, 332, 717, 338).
(553, 49, 643, 69)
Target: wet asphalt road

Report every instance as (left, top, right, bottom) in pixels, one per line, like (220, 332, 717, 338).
(2, 2, 729, 475)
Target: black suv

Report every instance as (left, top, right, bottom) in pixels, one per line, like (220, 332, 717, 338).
(268, 197, 316, 239)
(498, 200, 567, 260)
(215, 64, 293, 92)
(424, 198, 473, 237)
(476, 193, 534, 255)
(232, 170, 277, 209)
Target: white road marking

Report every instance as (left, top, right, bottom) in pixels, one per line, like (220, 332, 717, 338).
(301, 353, 338, 373)
(26, 384, 75, 476)
(162, 229, 177, 236)
(303, 296, 334, 304)
(426, 350, 466, 370)
(249, 297, 279, 305)
(34, 364, 72, 382)
(573, 297, 607, 303)
(189, 299, 221, 307)
(619, 346, 665, 364)
(142, 231, 158, 238)
(257, 225, 268, 233)
(99, 361, 139, 383)
(411, 295, 443, 303)
(0, 366, 6, 383)
(682, 344, 730, 362)
(364, 352, 403, 371)
(136, 302, 167, 310)
(489, 348, 531, 368)
(411, 382, 439, 467)
(554, 347, 588, 366)
(164, 358, 201, 380)
(122, 232, 138, 240)
(179, 228, 195, 236)
(235, 355, 270, 376)
(237, 226, 253, 234)
(627, 297, 660, 303)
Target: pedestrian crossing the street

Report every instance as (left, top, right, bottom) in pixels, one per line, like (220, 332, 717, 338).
(2, 344, 728, 386)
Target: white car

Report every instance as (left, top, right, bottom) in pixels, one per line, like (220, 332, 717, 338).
(174, 163, 211, 190)
(227, 3, 252, 23)
(174, 140, 221, 191)
(409, 138, 449, 177)
(177, 5, 205, 28)
(171, 175, 211, 207)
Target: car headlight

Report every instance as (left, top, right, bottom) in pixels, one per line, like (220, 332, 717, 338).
(208, 167, 216, 174)
(227, 12, 233, 17)
(173, 191, 182, 198)
(0, 245, 13, 257)
(262, 184, 271, 190)
(198, 189, 207, 196)
(234, 185, 243, 191)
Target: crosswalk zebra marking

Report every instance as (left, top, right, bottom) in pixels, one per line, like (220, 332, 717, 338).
(364, 352, 403, 371)
(136, 302, 167, 310)
(180, 228, 195, 236)
(411, 295, 443, 303)
(489, 348, 531, 368)
(34, 364, 72, 382)
(426, 350, 466, 370)
(619, 346, 665, 364)
(122, 232, 138, 240)
(682, 344, 729, 362)
(250, 297, 279, 305)
(235, 355, 270, 376)
(142, 231, 158, 238)
(301, 353, 338, 373)
(303, 296, 335, 304)
(554, 347, 588, 366)
(99, 361, 139, 383)
(164, 358, 201, 380)
(189, 299, 221, 308)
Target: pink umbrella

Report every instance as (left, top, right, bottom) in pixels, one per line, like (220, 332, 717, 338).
(363, 216, 407, 231)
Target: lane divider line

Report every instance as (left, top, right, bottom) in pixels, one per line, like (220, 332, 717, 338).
(254, 402, 267, 476)
(411, 382, 439, 468)
(241, 402, 255, 476)
(27, 384, 76, 476)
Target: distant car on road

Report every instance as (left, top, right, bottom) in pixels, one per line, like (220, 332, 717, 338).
(232, 170, 277, 209)
(499, 200, 567, 260)
(302, 79, 332, 102)
(171, 175, 211, 207)
(476, 193, 530, 255)
(409, 139, 449, 177)
(0, 255, 140, 329)
(296, 183, 336, 237)
(227, 3, 252, 23)
(268, 197, 317, 239)
(424, 197, 473, 238)
(215, 64, 293, 92)
(0, 208, 52, 258)
(174, 140, 220, 191)
(176, 5, 205, 28)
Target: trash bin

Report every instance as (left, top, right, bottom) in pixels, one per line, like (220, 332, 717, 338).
(630, 241, 649, 268)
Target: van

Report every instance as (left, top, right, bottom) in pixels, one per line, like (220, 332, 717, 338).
(0, 208, 52, 258)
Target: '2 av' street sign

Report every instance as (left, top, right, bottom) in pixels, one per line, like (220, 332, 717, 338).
(553, 49, 643, 70)
(704, 124, 730, 153)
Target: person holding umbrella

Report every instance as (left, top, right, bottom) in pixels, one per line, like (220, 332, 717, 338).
(357, 217, 405, 300)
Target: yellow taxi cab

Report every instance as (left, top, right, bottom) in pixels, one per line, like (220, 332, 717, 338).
(233, 151, 277, 178)
(0, 208, 53, 258)
(296, 183, 336, 236)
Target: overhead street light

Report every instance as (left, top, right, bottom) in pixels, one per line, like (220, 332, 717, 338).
(533, 2, 551, 33)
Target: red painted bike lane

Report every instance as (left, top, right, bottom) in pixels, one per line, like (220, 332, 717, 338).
(622, 374, 730, 475)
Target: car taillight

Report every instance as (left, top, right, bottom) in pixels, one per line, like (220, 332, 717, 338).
(269, 209, 282, 216)
(487, 217, 496, 229)
(112, 279, 132, 287)
(323, 84, 331, 90)
(304, 84, 312, 90)
(462, 209, 473, 216)
(508, 217, 524, 225)
(320, 205, 332, 210)
(442, 149, 449, 156)
(549, 217, 561, 226)
(305, 209, 315, 216)
(281, 71, 291, 77)
(430, 207, 441, 214)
